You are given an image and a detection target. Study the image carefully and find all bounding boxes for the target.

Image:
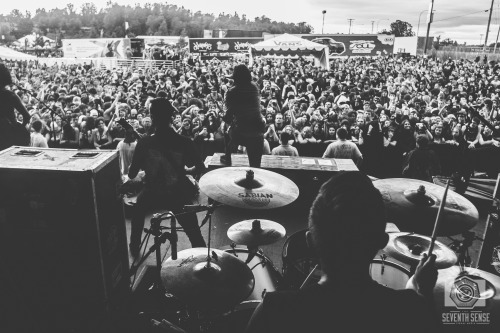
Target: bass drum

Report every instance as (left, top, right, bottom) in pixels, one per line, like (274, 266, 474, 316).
(209, 247, 283, 333)
(282, 230, 411, 290)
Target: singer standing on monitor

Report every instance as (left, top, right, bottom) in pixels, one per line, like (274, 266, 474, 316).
(220, 64, 266, 167)
(0, 63, 31, 151)
(127, 98, 206, 257)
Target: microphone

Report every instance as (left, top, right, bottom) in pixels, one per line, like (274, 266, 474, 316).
(171, 215, 178, 260)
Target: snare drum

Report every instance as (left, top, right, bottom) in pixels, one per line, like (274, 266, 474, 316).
(209, 247, 282, 333)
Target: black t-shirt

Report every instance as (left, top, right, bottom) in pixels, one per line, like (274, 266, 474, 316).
(128, 128, 205, 192)
(249, 281, 439, 333)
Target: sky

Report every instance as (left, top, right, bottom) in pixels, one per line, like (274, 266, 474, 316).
(1, 0, 499, 45)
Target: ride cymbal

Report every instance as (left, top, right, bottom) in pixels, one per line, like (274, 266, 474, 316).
(199, 167, 299, 209)
(373, 178, 478, 236)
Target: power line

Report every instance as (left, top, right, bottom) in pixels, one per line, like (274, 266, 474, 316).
(433, 9, 489, 23)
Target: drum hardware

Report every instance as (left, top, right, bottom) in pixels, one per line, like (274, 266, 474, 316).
(129, 211, 178, 292)
(447, 231, 484, 268)
(379, 254, 388, 274)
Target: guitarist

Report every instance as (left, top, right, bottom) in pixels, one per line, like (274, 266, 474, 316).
(0, 63, 31, 151)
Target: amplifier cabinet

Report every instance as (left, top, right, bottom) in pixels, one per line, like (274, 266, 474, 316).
(0, 147, 130, 333)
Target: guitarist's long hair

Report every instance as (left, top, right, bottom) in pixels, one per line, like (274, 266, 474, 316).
(0, 63, 13, 87)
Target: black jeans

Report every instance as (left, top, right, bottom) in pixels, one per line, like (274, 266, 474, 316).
(224, 130, 264, 168)
(130, 189, 206, 250)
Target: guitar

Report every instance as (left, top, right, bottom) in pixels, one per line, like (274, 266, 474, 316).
(0, 120, 30, 150)
(116, 118, 144, 141)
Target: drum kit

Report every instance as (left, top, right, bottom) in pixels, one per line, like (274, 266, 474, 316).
(139, 169, 500, 332)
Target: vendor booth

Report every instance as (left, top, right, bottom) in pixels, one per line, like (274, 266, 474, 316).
(249, 33, 329, 70)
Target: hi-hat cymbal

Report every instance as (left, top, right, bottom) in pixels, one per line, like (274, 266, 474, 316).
(373, 178, 478, 236)
(199, 167, 299, 209)
(227, 219, 286, 246)
(161, 248, 254, 311)
(384, 232, 457, 269)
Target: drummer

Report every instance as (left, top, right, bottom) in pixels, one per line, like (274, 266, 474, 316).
(246, 171, 440, 333)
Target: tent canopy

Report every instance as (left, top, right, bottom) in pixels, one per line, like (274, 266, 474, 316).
(250, 33, 329, 69)
(14, 34, 55, 47)
(0, 46, 37, 61)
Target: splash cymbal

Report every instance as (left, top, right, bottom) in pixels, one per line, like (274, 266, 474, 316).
(227, 219, 286, 246)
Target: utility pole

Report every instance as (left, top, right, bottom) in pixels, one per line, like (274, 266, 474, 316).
(322, 10, 326, 34)
(423, 0, 435, 54)
(348, 19, 354, 34)
(494, 22, 500, 53)
(371, 20, 375, 34)
(484, 0, 495, 51)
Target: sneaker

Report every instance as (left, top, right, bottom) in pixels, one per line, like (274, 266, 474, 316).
(220, 154, 232, 166)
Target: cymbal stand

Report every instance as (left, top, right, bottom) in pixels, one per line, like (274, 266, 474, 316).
(136, 211, 176, 291)
(447, 231, 484, 271)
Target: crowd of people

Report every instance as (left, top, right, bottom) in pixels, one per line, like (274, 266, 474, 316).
(1, 52, 500, 181)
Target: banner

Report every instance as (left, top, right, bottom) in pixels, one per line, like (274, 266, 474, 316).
(62, 38, 131, 59)
(300, 34, 395, 57)
(189, 38, 263, 53)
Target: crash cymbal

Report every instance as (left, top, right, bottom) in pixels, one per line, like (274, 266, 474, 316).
(373, 178, 478, 236)
(161, 248, 254, 311)
(227, 219, 286, 246)
(407, 266, 500, 331)
(199, 167, 299, 209)
(384, 232, 457, 269)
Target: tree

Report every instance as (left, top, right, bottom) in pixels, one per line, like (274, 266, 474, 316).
(382, 20, 415, 37)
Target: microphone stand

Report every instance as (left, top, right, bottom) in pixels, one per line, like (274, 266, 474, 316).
(14, 84, 58, 145)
